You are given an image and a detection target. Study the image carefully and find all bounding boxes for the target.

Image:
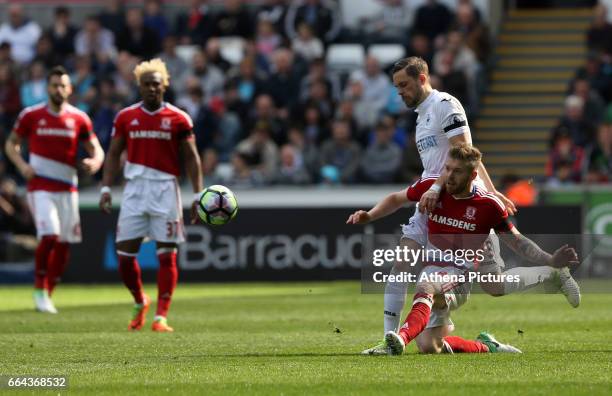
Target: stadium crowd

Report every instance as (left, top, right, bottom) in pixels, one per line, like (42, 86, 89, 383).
(0, 0, 491, 193)
(547, 2, 612, 185)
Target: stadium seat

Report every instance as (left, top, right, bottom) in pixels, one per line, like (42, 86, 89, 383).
(217, 36, 245, 65)
(175, 45, 198, 65)
(339, 0, 382, 29)
(326, 44, 366, 73)
(368, 44, 406, 68)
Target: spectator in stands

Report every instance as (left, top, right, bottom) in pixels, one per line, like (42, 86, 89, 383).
(575, 53, 611, 103)
(213, 0, 253, 38)
(292, 23, 324, 62)
(227, 56, 266, 108)
(227, 151, 265, 188)
(0, 177, 35, 235)
(572, 77, 606, 124)
(112, 52, 139, 103)
(451, 2, 490, 63)
(0, 3, 42, 65)
(587, 3, 612, 53)
(75, 16, 116, 62)
(175, 0, 215, 45)
(500, 174, 537, 207)
(248, 94, 287, 145)
(33, 34, 62, 70)
(550, 95, 596, 148)
(211, 96, 242, 161)
(406, 33, 433, 67)
(255, 19, 283, 66)
(276, 144, 312, 184)
(362, 0, 413, 45)
(299, 57, 341, 102)
(302, 77, 335, 120)
(235, 121, 280, 182)
(413, 0, 453, 43)
(285, 0, 342, 44)
(348, 56, 392, 125)
(20, 61, 47, 108)
(184, 49, 225, 103)
(319, 119, 361, 184)
(205, 38, 232, 72)
(0, 42, 15, 69)
(360, 117, 402, 183)
(201, 148, 224, 186)
(287, 125, 319, 179)
(98, 0, 126, 38)
(48, 6, 77, 58)
(301, 103, 330, 144)
(158, 35, 189, 90)
(585, 123, 612, 183)
(343, 80, 379, 140)
(398, 132, 424, 183)
(546, 129, 585, 184)
(265, 48, 303, 118)
(256, 0, 288, 39)
(116, 8, 161, 59)
(70, 56, 96, 112)
(177, 84, 219, 153)
(434, 49, 469, 107)
(0, 63, 21, 135)
(90, 78, 120, 152)
(144, 0, 169, 41)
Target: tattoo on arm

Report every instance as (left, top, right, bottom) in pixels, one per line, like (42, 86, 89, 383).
(504, 233, 551, 266)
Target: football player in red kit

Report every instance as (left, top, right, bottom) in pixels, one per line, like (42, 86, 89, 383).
(5, 66, 105, 313)
(347, 144, 579, 354)
(99, 59, 203, 332)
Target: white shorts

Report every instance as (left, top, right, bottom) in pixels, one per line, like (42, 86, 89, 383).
(27, 190, 81, 243)
(401, 205, 428, 247)
(417, 265, 472, 329)
(116, 178, 184, 244)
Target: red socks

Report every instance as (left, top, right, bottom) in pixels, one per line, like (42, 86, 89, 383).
(398, 293, 433, 344)
(34, 235, 58, 290)
(47, 242, 70, 295)
(443, 336, 489, 353)
(118, 253, 144, 304)
(156, 249, 178, 318)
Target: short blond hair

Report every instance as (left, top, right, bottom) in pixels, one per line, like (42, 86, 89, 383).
(448, 143, 482, 172)
(133, 58, 170, 87)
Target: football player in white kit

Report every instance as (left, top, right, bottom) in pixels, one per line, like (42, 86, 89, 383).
(362, 57, 580, 355)
(99, 59, 203, 332)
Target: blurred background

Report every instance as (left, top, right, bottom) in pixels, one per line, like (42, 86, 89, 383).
(0, 0, 610, 284)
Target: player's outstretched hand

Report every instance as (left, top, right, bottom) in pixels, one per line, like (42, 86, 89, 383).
(99, 193, 112, 214)
(551, 244, 580, 268)
(81, 157, 103, 175)
(419, 189, 439, 213)
(493, 190, 517, 215)
(190, 200, 199, 224)
(346, 210, 371, 225)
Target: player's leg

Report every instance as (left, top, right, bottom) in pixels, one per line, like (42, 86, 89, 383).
(149, 179, 184, 332)
(47, 191, 81, 296)
(479, 233, 580, 307)
(416, 325, 455, 354)
(27, 191, 60, 313)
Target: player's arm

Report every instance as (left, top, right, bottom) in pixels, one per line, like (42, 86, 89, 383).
(4, 132, 35, 180)
(346, 189, 411, 225)
(498, 227, 579, 268)
(180, 135, 203, 224)
(99, 135, 125, 214)
(80, 135, 105, 175)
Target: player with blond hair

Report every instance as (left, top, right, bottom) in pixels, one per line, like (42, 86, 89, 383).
(99, 58, 203, 332)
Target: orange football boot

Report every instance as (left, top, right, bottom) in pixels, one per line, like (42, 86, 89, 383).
(128, 294, 150, 331)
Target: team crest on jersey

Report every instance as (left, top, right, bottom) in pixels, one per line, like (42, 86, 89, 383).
(464, 206, 477, 220)
(161, 118, 172, 130)
(64, 118, 75, 129)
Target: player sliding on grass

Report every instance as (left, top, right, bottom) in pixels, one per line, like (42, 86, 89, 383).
(99, 59, 202, 332)
(347, 145, 580, 354)
(5, 66, 104, 313)
(361, 56, 580, 355)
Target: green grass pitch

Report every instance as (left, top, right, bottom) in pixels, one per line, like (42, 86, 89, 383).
(1, 282, 611, 395)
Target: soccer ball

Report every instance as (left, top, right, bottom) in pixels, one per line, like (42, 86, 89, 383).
(197, 185, 238, 226)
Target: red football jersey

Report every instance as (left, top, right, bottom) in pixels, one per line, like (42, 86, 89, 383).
(406, 177, 513, 253)
(12, 103, 94, 192)
(112, 102, 193, 179)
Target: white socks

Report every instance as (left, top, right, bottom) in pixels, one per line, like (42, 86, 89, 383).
(383, 268, 409, 334)
(502, 266, 555, 295)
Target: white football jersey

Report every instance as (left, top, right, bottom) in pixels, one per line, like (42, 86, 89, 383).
(414, 90, 472, 177)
